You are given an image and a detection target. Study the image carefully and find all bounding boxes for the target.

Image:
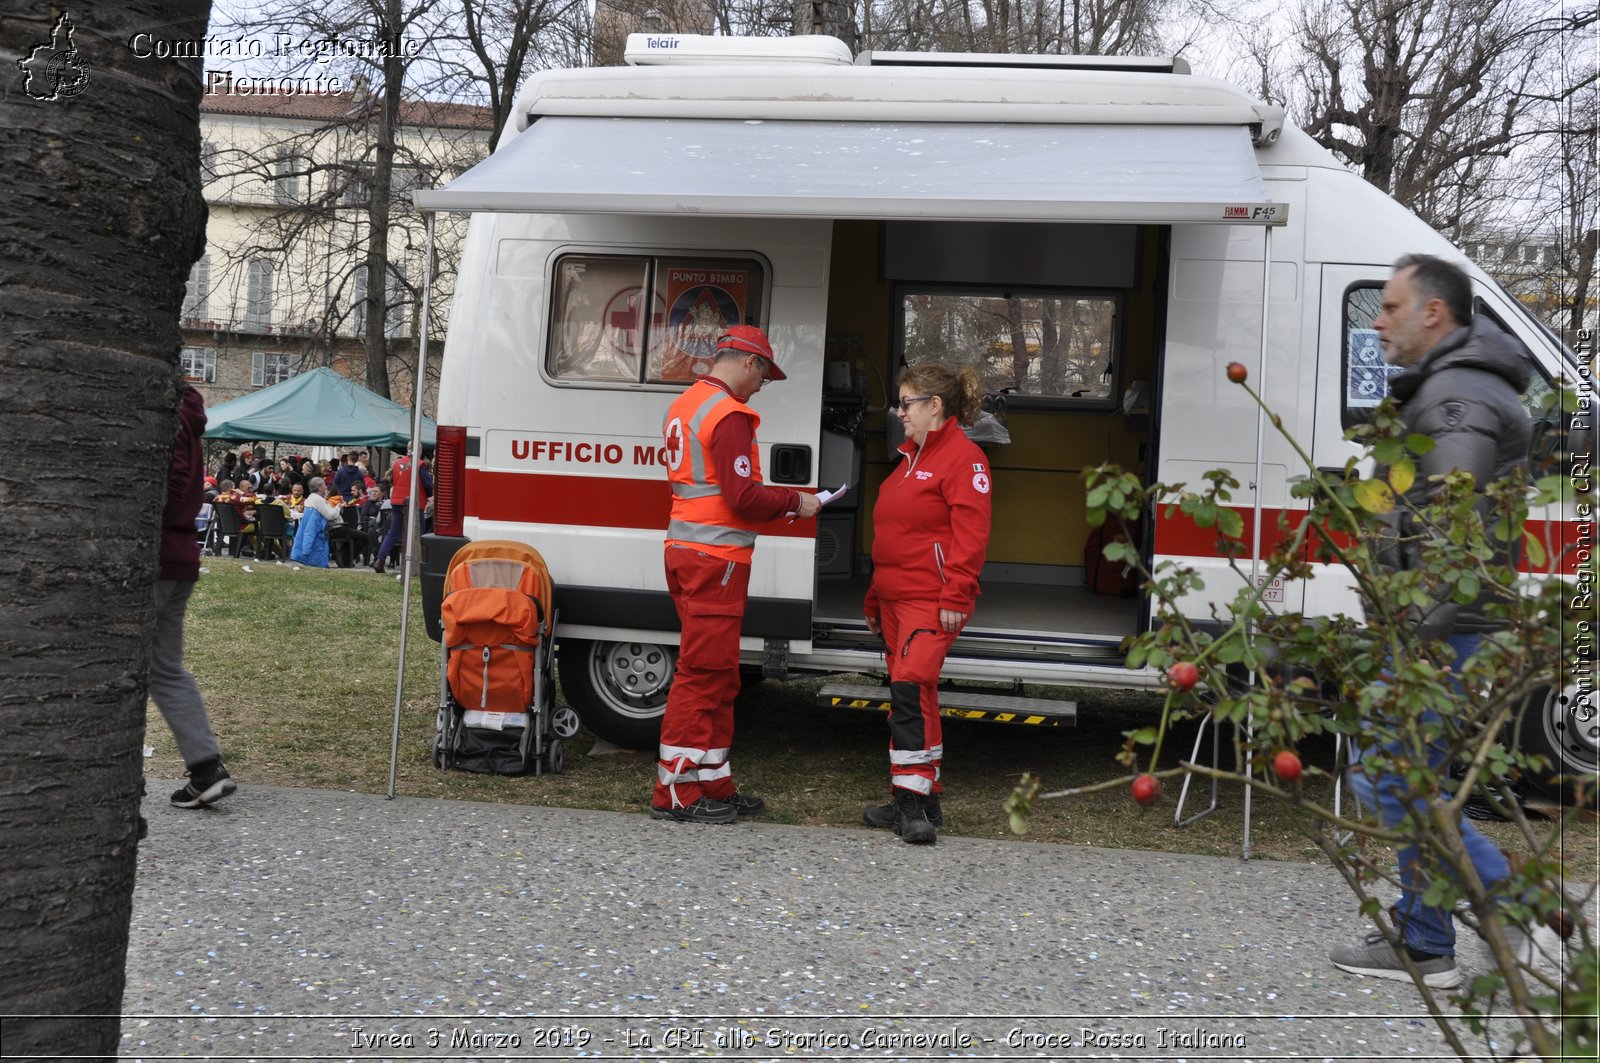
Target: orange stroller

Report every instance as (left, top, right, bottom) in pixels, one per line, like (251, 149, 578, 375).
(433, 540, 578, 775)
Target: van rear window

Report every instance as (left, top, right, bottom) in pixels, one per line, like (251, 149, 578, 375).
(897, 288, 1122, 408)
(547, 254, 766, 385)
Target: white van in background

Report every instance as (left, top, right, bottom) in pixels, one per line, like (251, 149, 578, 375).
(412, 34, 1592, 799)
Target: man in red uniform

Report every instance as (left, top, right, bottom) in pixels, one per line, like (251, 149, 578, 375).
(373, 442, 431, 574)
(654, 326, 822, 823)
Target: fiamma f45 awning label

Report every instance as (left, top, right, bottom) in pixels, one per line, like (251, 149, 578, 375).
(1222, 203, 1289, 224)
(486, 430, 668, 479)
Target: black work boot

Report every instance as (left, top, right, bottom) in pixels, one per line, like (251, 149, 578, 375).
(893, 791, 937, 845)
(865, 793, 942, 830)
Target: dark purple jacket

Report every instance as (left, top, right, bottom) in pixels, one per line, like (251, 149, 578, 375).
(160, 385, 208, 581)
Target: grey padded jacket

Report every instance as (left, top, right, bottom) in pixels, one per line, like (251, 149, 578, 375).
(1378, 317, 1533, 638)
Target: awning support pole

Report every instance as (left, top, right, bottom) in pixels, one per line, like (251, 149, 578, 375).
(388, 214, 438, 799)
(1240, 223, 1275, 859)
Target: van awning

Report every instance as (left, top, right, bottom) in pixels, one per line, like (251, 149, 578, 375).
(413, 117, 1287, 225)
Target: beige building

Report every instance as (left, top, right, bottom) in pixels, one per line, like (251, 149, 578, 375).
(182, 79, 493, 412)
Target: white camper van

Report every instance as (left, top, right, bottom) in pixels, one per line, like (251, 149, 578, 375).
(413, 34, 1592, 798)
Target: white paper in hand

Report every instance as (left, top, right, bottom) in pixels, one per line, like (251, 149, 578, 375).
(817, 483, 849, 506)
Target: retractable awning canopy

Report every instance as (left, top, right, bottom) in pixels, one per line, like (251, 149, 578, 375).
(413, 117, 1286, 226)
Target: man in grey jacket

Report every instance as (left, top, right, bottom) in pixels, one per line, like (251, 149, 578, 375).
(1328, 254, 1546, 989)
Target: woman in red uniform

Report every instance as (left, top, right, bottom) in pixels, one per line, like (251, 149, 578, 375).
(863, 363, 993, 844)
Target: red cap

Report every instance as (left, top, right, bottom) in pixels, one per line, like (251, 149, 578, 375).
(716, 325, 785, 381)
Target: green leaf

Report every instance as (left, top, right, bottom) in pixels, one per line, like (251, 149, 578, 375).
(1125, 727, 1158, 745)
(1405, 433, 1435, 455)
(1353, 479, 1396, 514)
(1217, 508, 1245, 539)
(1522, 531, 1548, 569)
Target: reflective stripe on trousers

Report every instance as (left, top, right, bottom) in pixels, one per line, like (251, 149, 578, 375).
(878, 599, 959, 797)
(653, 548, 749, 809)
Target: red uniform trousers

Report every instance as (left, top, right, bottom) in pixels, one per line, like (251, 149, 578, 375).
(654, 545, 749, 810)
(877, 598, 956, 797)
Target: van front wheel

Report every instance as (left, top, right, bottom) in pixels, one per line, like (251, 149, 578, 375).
(1514, 681, 1599, 806)
(558, 638, 674, 750)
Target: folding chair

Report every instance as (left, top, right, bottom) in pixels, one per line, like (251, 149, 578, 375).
(254, 505, 293, 561)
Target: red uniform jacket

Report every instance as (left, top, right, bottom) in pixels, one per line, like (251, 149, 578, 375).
(865, 420, 992, 617)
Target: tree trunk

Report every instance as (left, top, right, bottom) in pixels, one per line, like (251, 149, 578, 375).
(1007, 298, 1030, 389)
(362, 0, 406, 401)
(0, 1, 209, 1055)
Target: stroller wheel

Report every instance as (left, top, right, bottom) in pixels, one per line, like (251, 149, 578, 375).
(544, 738, 565, 775)
(551, 705, 581, 740)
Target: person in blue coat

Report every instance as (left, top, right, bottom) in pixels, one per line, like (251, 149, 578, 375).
(290, 476, 336, 567)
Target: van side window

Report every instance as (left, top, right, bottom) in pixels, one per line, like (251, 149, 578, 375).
(1340, 284, 1395, 429)
(898, 288, 1121, 408)
(1342, 285, 1558, 431)
(547, 254, 766, 385)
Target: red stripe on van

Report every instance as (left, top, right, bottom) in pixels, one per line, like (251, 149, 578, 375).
(1151, 505, 1302, 561)
(465, 469, 817, 538)
(1155, 506, 1583, 576)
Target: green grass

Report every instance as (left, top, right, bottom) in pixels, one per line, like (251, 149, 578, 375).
(149, 556, 1595, 874)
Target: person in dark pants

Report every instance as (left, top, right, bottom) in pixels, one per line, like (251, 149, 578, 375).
(373, 444, 431, 574)
(153, 384, 236, 809)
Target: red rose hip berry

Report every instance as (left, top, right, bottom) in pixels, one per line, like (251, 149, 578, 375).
(1166, 661, 1199, 691)
(1548, 908, 1576, 940)
(1226, 362, 1248, 383)
(1272, 750, 1303, 782)
(1131, 774, 1162, 806)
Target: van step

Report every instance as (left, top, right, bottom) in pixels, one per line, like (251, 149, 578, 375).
(817, 684, 1075, 727)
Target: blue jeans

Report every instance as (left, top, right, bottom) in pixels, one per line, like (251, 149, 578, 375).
(1346, 632, 1511, 957)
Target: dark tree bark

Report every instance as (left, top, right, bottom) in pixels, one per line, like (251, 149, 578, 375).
(0, 1, 209, 1055)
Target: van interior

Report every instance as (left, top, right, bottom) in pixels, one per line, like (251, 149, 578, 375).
(808, 220, 1161, 667)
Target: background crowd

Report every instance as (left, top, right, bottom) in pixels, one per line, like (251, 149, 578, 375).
(200, 445, 432, 570)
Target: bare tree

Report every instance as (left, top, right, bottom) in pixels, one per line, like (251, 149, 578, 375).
(0, 0, 209, 1053)
(204, 0, 584, 403)
(856, 0, 1173, 54)
(1283, 0, 1596, 239)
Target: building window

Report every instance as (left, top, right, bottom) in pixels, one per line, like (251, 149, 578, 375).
(181, 346, 217, 383)
(251, 351, 299, 386)
(342, 166, 372, 207)
(546, 254, 768, 384)
(274, 151, 301, 204)
(384, 262, 408, 338)
(200, 140, 217, 184)
(245, 258, 275, 330)
(391, 165, 427, 202)
(183, 254, 210, 322)
(898, 289, 1121, 408)
(350, 265, 369, 336)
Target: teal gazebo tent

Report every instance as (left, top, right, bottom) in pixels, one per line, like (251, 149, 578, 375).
(201, 366, 437, 448)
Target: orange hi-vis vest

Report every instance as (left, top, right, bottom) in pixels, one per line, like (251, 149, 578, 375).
(664, 379, 764, 564)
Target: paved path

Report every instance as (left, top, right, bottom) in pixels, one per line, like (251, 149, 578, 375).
(123, 782, 1541, 1061)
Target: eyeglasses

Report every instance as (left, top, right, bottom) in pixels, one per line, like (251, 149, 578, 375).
(893, 395, 933, 412)
(748, 355, 774, 382)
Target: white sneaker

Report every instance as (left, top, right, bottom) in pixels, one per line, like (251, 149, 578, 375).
(1504, 921, 1564, 969)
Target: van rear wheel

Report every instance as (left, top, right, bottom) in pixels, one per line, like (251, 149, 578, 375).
(558, 638, 674, 750)
(1514, 681, 1599, 806)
